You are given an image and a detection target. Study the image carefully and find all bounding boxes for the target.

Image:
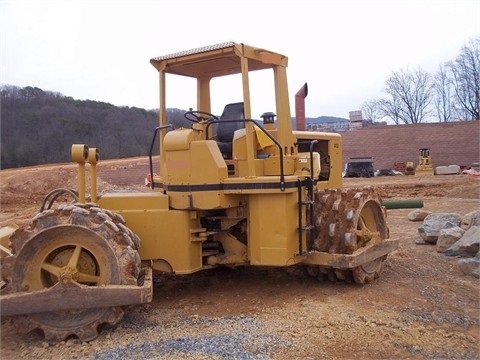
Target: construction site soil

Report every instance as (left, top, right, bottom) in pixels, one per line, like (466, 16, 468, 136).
(1, 157, 479, 360)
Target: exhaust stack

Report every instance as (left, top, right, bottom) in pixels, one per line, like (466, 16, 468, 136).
(295, 83, 308, 130)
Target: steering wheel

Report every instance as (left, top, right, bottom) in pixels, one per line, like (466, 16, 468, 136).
(184, 110, 219, 123)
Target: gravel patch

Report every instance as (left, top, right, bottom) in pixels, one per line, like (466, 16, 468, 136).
(92, 315, 294, 360)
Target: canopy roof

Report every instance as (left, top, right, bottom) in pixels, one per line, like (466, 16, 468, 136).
(150, 42, 288, 78)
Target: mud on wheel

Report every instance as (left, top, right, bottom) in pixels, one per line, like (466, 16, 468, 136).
(307, 186, 389, 284)
(0, 203, 141, 343)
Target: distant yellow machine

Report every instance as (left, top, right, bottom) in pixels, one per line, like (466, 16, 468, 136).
(0, 42, 398, 343)
(415, 148, 434, 175)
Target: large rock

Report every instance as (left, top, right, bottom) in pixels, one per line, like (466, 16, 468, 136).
(418, 213, 462, 244)
(444, 226, 480, 257)
(461, 211, 480, 229)
(436, 226, 465, 253)
(458, 252, 480, 279)
(408, 209, 430, 222)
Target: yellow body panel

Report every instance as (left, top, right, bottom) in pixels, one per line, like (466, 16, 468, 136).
(235, 159, 266, 177)
(98, 192, 202, 274)
(293, 130, 343, 190)
(248, 192, 304, 266)
(98, 192, 169, 210)
(263, 156, 296, 176)
(165, 138, 245, 209)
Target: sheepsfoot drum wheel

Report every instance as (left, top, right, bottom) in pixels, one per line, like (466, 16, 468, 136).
(308, 186, 389, 284)
(1, 203, 141, 343)
(351, 255, 386, 284)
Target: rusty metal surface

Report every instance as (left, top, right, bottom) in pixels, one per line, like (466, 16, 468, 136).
(0, 267, 152, 317)
(305, 187, 393, 283)
(302, 239, 398, 268)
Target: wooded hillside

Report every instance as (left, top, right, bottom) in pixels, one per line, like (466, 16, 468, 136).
(0, 85, 192, 169)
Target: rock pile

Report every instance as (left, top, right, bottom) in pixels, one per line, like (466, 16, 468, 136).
(411, 210, 480, 278)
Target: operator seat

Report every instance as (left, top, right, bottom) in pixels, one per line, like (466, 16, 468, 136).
(216, 102, 244, 158)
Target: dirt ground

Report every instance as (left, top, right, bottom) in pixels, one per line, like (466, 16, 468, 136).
(0, 157, 479, 359)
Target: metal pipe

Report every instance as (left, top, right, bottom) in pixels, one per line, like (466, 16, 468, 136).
(295, 83, 308, 130)
(382, 199, 424, 209)
(88, 148, 99, 203)
(149, 124, 173, 189)
(71, 144, 89, 203)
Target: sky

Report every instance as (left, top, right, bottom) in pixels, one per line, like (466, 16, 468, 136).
(1, 0, 479, 119)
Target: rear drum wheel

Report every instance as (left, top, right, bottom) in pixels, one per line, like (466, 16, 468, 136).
(351, 255, 386, 284)
(310, 187, 389, 284)
(3, 204, 141, 343)
(351, 194, 388, 283)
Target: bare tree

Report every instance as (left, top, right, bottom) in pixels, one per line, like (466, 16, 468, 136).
(378, 97, 401, 124)
(380, 67, 433, 124)
(433, 64, 455, 122)
(361, 99, 383, 122)
(447, 36, 480, 120)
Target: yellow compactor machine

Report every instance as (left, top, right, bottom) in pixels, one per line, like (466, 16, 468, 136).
(0, 42, 398, 343)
